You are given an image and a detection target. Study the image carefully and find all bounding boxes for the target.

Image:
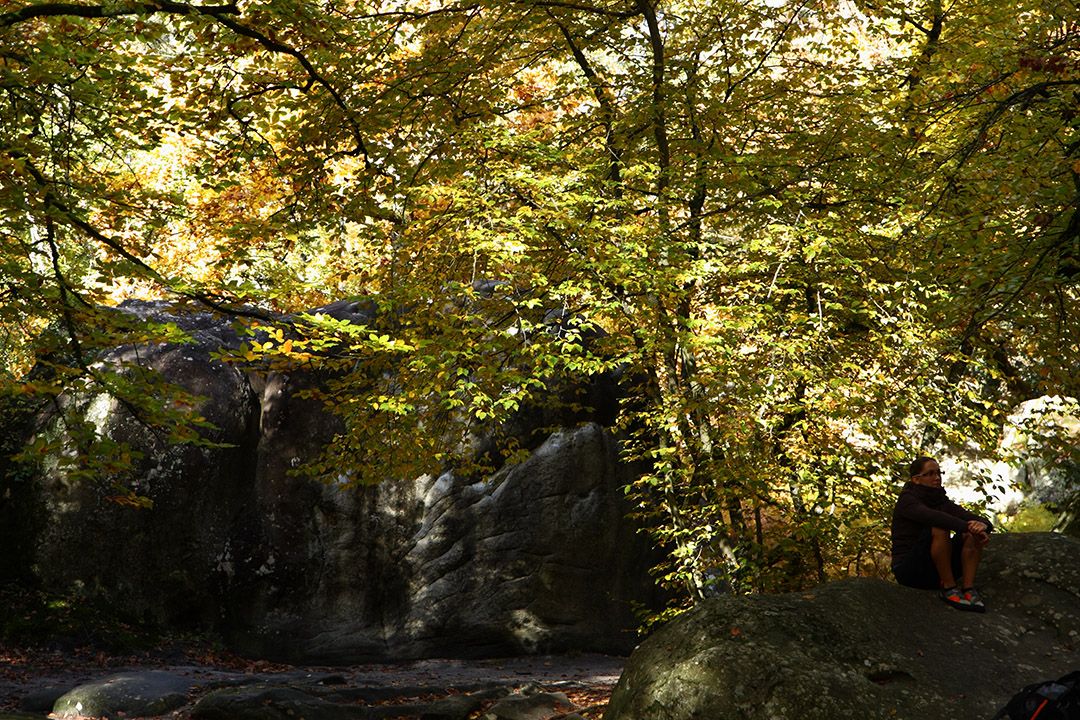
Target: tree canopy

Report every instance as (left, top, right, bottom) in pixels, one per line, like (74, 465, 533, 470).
(2, 0, 1079, 615)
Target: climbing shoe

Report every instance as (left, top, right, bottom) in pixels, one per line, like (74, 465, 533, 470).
(962, 587, 985, 613)
(940, 586, 972, 611)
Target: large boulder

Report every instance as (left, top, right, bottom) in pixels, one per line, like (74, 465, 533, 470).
(9, 300, 660, 662)
(603, 532, 1080, 720)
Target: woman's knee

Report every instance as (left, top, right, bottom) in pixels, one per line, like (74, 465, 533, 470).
(931, 527, 952, 542)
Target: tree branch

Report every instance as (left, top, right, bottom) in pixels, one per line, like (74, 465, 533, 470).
(206, 13, 372, 162)
(12, 150, 278, 323)
(1, 1, 374, 165)
(1, 1, 238, 27)
(530, 0, 639, 18)
(550, 12, 623, 190)
(635, 0, 669, 192)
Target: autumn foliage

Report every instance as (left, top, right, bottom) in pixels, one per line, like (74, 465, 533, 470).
(1, 0, 1079, 619)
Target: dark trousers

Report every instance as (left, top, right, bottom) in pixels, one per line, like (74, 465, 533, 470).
(892, 526, 964, 590)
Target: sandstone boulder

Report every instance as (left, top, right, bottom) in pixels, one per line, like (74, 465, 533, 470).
(8, 300, 659, 662)
(603, 532, 1080, 720)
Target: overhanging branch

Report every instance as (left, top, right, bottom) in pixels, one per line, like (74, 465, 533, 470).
(2, 0, 373, 165)
(0, 1, 238, 27)
(12, 150, 278, 323)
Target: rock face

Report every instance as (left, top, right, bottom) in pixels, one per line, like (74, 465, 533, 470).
(603, 532, 1080, 720)
(11, 300, 659, 662)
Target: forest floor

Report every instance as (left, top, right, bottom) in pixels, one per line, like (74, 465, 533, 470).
(0, 640, 624, 718)
(0, 585, 624, 718)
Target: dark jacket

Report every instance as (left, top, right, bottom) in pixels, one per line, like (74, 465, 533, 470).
(890, 481, 992, 565)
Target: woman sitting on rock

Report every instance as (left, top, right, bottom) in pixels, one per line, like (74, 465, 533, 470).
(890, 456, 992, 612)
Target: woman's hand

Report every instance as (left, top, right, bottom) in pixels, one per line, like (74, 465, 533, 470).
(967, 520, 990, 547)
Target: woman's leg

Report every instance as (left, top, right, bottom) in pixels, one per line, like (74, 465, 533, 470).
(930, 527, 958, 588)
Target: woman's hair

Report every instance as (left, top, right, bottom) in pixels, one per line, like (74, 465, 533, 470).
(909, 456, 936, 477)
